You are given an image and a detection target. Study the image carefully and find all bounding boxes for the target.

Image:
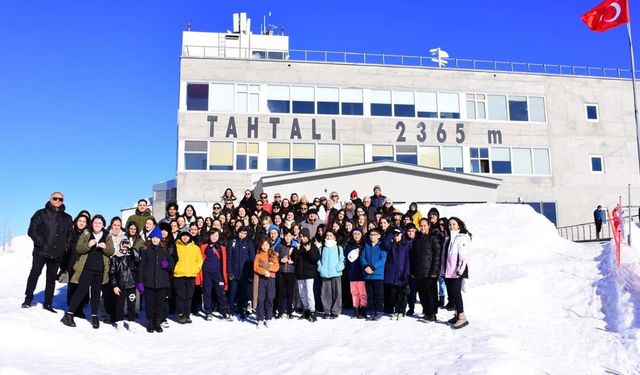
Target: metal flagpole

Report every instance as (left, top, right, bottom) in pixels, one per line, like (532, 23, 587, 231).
(626, 15, 640, 174)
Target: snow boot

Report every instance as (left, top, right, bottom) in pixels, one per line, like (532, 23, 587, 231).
(154, 320, 164, 333)
(309, 311, 317, 322)
(352, 307, 359, 319)
(61, 312, 76, 327)
(206, 313, 214, 321)
(406, 307, 414, 316)
(21, 299, 31, 309)
(185, 315, 193, 324)
(146, 323, 155, 333)
(357, 307, 366, 319)
(263, 320, 269, 328)
(177, 314, 187, 324)
(91, 315, 100, 329)
(299, 309, 310, 320)
(453, 313, 468, 329)
(43, 304, 57, 313)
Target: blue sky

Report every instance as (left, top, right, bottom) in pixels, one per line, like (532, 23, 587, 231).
(0, 0, 637, 239)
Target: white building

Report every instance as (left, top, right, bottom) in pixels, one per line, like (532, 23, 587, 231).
(160, 12, 640, 227)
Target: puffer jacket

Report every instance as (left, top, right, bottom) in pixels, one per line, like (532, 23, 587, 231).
(292, 242, 320, 280)
(109, 249, 141, 289)
(173, 238, 204, 278)
(71, 229, 115, 284)
(442, 232, 470, 279)
(384, 240, 410, 286)
(317, 243, 345, 278)
(410, 232, 442, 279)
(138, 244, 175, 289)
(28, 201, 74, 261)
(360, 241, 387, 281)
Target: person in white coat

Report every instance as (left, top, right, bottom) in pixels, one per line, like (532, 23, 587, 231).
(442, 217, 471, 329)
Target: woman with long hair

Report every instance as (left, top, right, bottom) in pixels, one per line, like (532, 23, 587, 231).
(443, 217, 471, 329)
(253, 239, 280, 328)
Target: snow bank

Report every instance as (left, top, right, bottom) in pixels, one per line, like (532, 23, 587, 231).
(0, 204, 636, 374)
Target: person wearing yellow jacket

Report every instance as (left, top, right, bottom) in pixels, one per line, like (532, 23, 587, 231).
(173, 229, 203, 324)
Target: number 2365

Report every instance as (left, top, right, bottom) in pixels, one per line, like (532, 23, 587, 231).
(395, 122, 465, 144)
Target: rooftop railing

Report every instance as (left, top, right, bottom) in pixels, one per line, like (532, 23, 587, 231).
(182, 45, 639, 80)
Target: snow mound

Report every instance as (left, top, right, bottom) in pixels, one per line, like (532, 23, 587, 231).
(0, 204, 637, 374)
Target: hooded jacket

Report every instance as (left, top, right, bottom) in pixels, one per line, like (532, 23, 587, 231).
(28, 201, 74, 261)
(174, 236, 204, 278)
(360, 241, 387, 281)
(138, 244, 175, 289)
(442, 232, 470, 279)
(226, 236, 256, 281)
(384, 239, 411, 286)
(317, 242, 345, 278)
(109, 248, 140, 289)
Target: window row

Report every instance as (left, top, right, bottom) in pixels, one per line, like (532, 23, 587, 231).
(185, 83, 547, 123)
(184, 141, 551, 175)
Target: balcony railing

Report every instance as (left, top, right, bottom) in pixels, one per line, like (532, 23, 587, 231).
(557, 215, 639, 242)
(182, 45, 639, 80)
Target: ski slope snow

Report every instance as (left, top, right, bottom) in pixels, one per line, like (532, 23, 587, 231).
(0, 204, 637, 374)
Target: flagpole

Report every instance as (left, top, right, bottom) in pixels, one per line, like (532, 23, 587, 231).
(626, 16, 640, 174)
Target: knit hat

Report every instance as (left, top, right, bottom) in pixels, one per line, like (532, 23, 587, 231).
(373, 185, 381, 191)
(179, 228, 191, 239)
(351, 190, 358, 198)
(427, 207, 440, 218)
(159, 222, 171, 233)
(393, 228, 403, 235)
(307, 206, 318, 215)
(352, 227, 363, 235)
(149, 226, 162, 239)
(300, 228, 311, 238)
(268, 224, 280, 234)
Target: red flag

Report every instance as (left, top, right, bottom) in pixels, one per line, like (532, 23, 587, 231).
(582, 0, 630, 32)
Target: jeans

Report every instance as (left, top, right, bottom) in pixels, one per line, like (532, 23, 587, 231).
(297, 278, 316, 312)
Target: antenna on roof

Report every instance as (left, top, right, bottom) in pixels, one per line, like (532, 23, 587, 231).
(429, 48, 449, 68)
(187, 21, 192, 31)
(262, 11, 272, 35)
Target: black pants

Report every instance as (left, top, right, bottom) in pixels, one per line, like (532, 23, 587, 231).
(102, 284, 116, 319)
(416, 277, 439, 315)
(365, 280, 384, 314)
(202, 271, 228, 314)
(114, 287, 136, 322)
(227, 277, 249, 312)
(383, 283, 393, 313)
(388, 284, 408, 314)
(407, 278, 417, 310)
(163, 278, 175, 319)
(276, 272, 296, 315)
(444, 278, 464, 315)
(144, 287, 167, 324)
(595, 221, 603, 237)
(69, 270, 102, 316)
(191, 285, 202, 314)
(67, 282, 88, 315)
(256, 276, 276, 321)
(173, 277, 195, 316)
(341, 272, 352, 308)
(24, 254, 59, 306)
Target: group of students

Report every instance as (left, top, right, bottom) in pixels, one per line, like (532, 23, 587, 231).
(49, 185, 471, 332)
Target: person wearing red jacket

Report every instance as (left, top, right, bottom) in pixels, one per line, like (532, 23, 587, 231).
(198, 229, 231, 321)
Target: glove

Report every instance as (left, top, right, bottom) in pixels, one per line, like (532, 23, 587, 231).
(161, 259, 169, 269)
(136, 282, 145, 294)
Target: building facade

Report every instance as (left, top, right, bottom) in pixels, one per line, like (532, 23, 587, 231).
(172, 13, 640, 227)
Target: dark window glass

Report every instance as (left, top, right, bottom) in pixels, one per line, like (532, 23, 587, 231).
(542, 202, 557, 226)
(526, 202, 542, 214)
(318, 102, 339, 115)
(417, 111, 438, 118)
(236, 155, 247, 170)
(480, 148, 489, 158)
(371, 103, 392, 116)
(591, 157, 603, 172)
(342, 102, 363, 116)
(267, 158, 290, 171)
(443, 167, 464, 173)
(209, 165, 233, 171)
(268, 51, 284, 60)
(292, 101, 315, 114)
(372, 156, 393, 162)
(267, 100, 290, 113)
(586, 105, 598, 120)
(492, 161, 512, 174)
(396, 154, 417, 164)
(249, 156, 258, 169)
(185, 153, 206, 170)
(394, 104, 415, 117)
(439, 112, 461, 119)
(187, 84, 208, 111)
(470, 148, 478, 158)
(293, 158, 316, 171)
(508, 99, 528, 121)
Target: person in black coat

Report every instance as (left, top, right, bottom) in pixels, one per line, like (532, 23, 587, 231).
(291, 228, 320, 321)
(64, 212, 91, 317)
(226, 226, 256, 318)
(23, 193, 75, 312)
(239, 190, 257, 213)
(410, 218, 442, 321)
(109, 238, 140, 329)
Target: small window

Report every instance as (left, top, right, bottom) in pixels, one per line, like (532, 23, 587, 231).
(209, 142, 233, 170)
(267, 143, 291, 171)
(341, 88, 364, 116)
(317, 144, 340, 168)
(236, 142, 259, 170)
(292, 144, 316, 171)
(267, 85, 290, 114)
(395, 145, 417, 164)
(418, 146, 440, 168)
(416, 92, 438, 118)
(371, 90, 392, 117)
(491, 147, 512, 174)
(438, 92, 460, 119)
(187, 84, 209, 111)
(586, 104, 599, 121)
(508, 96, 528, 121)
(591, 155, 604, 173)
(372, 145, 394, 162)
(470, 147, 490, 173)
(184, 141, 207, 170)
(342, 144, 365, 165)
(292, 86, 315, 114)
(393, 91, 415, 117)
(488, 95, 508, 121)
(441, 146, 463, 172)
(317, 87, 340, 115)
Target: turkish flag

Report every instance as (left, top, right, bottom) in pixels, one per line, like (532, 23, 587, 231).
(582, 0, 630, 32)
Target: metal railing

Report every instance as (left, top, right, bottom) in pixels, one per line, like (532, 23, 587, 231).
(557, 215, 639, 242)
(182, 45, 639, 80)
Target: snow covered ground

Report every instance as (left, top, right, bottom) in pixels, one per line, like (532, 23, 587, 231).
(0, 204, 638, 374)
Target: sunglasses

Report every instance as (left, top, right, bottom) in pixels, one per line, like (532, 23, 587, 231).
(274, 195, 281, 198)
(256, 203, 263, 206)
(52, 197, 64, 202)
(213, 206, 221, 210)
(331, 195, 338, 198)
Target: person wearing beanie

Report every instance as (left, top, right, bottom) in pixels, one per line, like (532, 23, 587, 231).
(370, 185, 387, 211)
(384, 228, 411, 320)
(301, 206, 321, 239)
(291, 227, 320, 322)
(108, 237, 140, 331)
(425, 207, 447, 308)
(350, 190, 364, 210)
(173, 230, 203, 324)
(406, 202, 423, 227)
(226, 226, 256, 319)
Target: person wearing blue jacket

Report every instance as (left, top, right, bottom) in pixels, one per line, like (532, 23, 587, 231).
(384, 228, 410, 319)
(360, 227, 387, 321)
(317, 230, 345, 319)
(226, 226, 256, 319)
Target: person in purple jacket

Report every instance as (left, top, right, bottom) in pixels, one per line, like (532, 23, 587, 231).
(384, 228, 410, 320)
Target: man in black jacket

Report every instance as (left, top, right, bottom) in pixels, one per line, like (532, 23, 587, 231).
(23, 192, 74, 312)
(410, 218, 442, 322)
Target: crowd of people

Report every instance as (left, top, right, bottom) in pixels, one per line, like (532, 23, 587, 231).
(22, 186, 471, 333)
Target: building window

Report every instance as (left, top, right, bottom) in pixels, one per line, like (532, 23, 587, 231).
(342, 144, 365, 165)
(267, 143, 291, 171)
(236, 84, 259, 113)
(416, 92, 438, 118)
(292, 144, 316, 171)
(395, 145, 417, 164)
(317, 87, 340, 115)
(586, 104, 599, 121)
(470, 147, 490, 173)
(370, 90, 392, 116)
(341, 88, 364, 115)
(591, 155, 604, 173)
(466, 93, 486, 120)
(184, 141, 207, 170)
(186, 84, 209, 111)
(317, 144, 340, 169)
(508, 96, 528, 121)
(529, 96, 546, 122)
(372, 145, 394, 161)
(267, 85, 290, 113)
(488, 95, 508, 121)
(418, 146, 440, 168)
(292, 86, 315, 114)
(533, 149, 551, 175)
(442, 146, 463, 172)
(438, 92, 460, 119)
(236, 142, 259, 170)
(491, 147, 512, 174)
(393, 91, 415, 117)
(209, 83, 234, 112)
(525, 201, 558, 226)
(512, 148, 533, 174)
(208, 142, 233, 170)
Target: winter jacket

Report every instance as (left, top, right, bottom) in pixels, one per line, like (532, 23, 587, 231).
(239, 196, 257, 213)
(254, 251, 279, 277)
(109, 229, 127, 255)
(410, 232, 442, 279)
(64, 228, 88, 275)
(226, 237, 256, 281)
(173, 238, 204, 278)
(291, 242, 321, 280)
(345, 240, 365, 281)
(301, 218, 322, 239)
(71, 230, 116, 284)
(28, 201, 74, 261)
(317, 243, 345, 278)
(126, 234, 145, 251)
(384, 240, 411, 286)
(137, 244, 175, 289)
(406, 210, 423, 226)
(360, 241, 387, 281)
(198, 242, 228, 290)
(370, 194, 387, 211)
(109, 249, 140, 289)
(277, 240, 297, 274)
(443, 232, 470, 279)
(125, 209, 152, 237)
